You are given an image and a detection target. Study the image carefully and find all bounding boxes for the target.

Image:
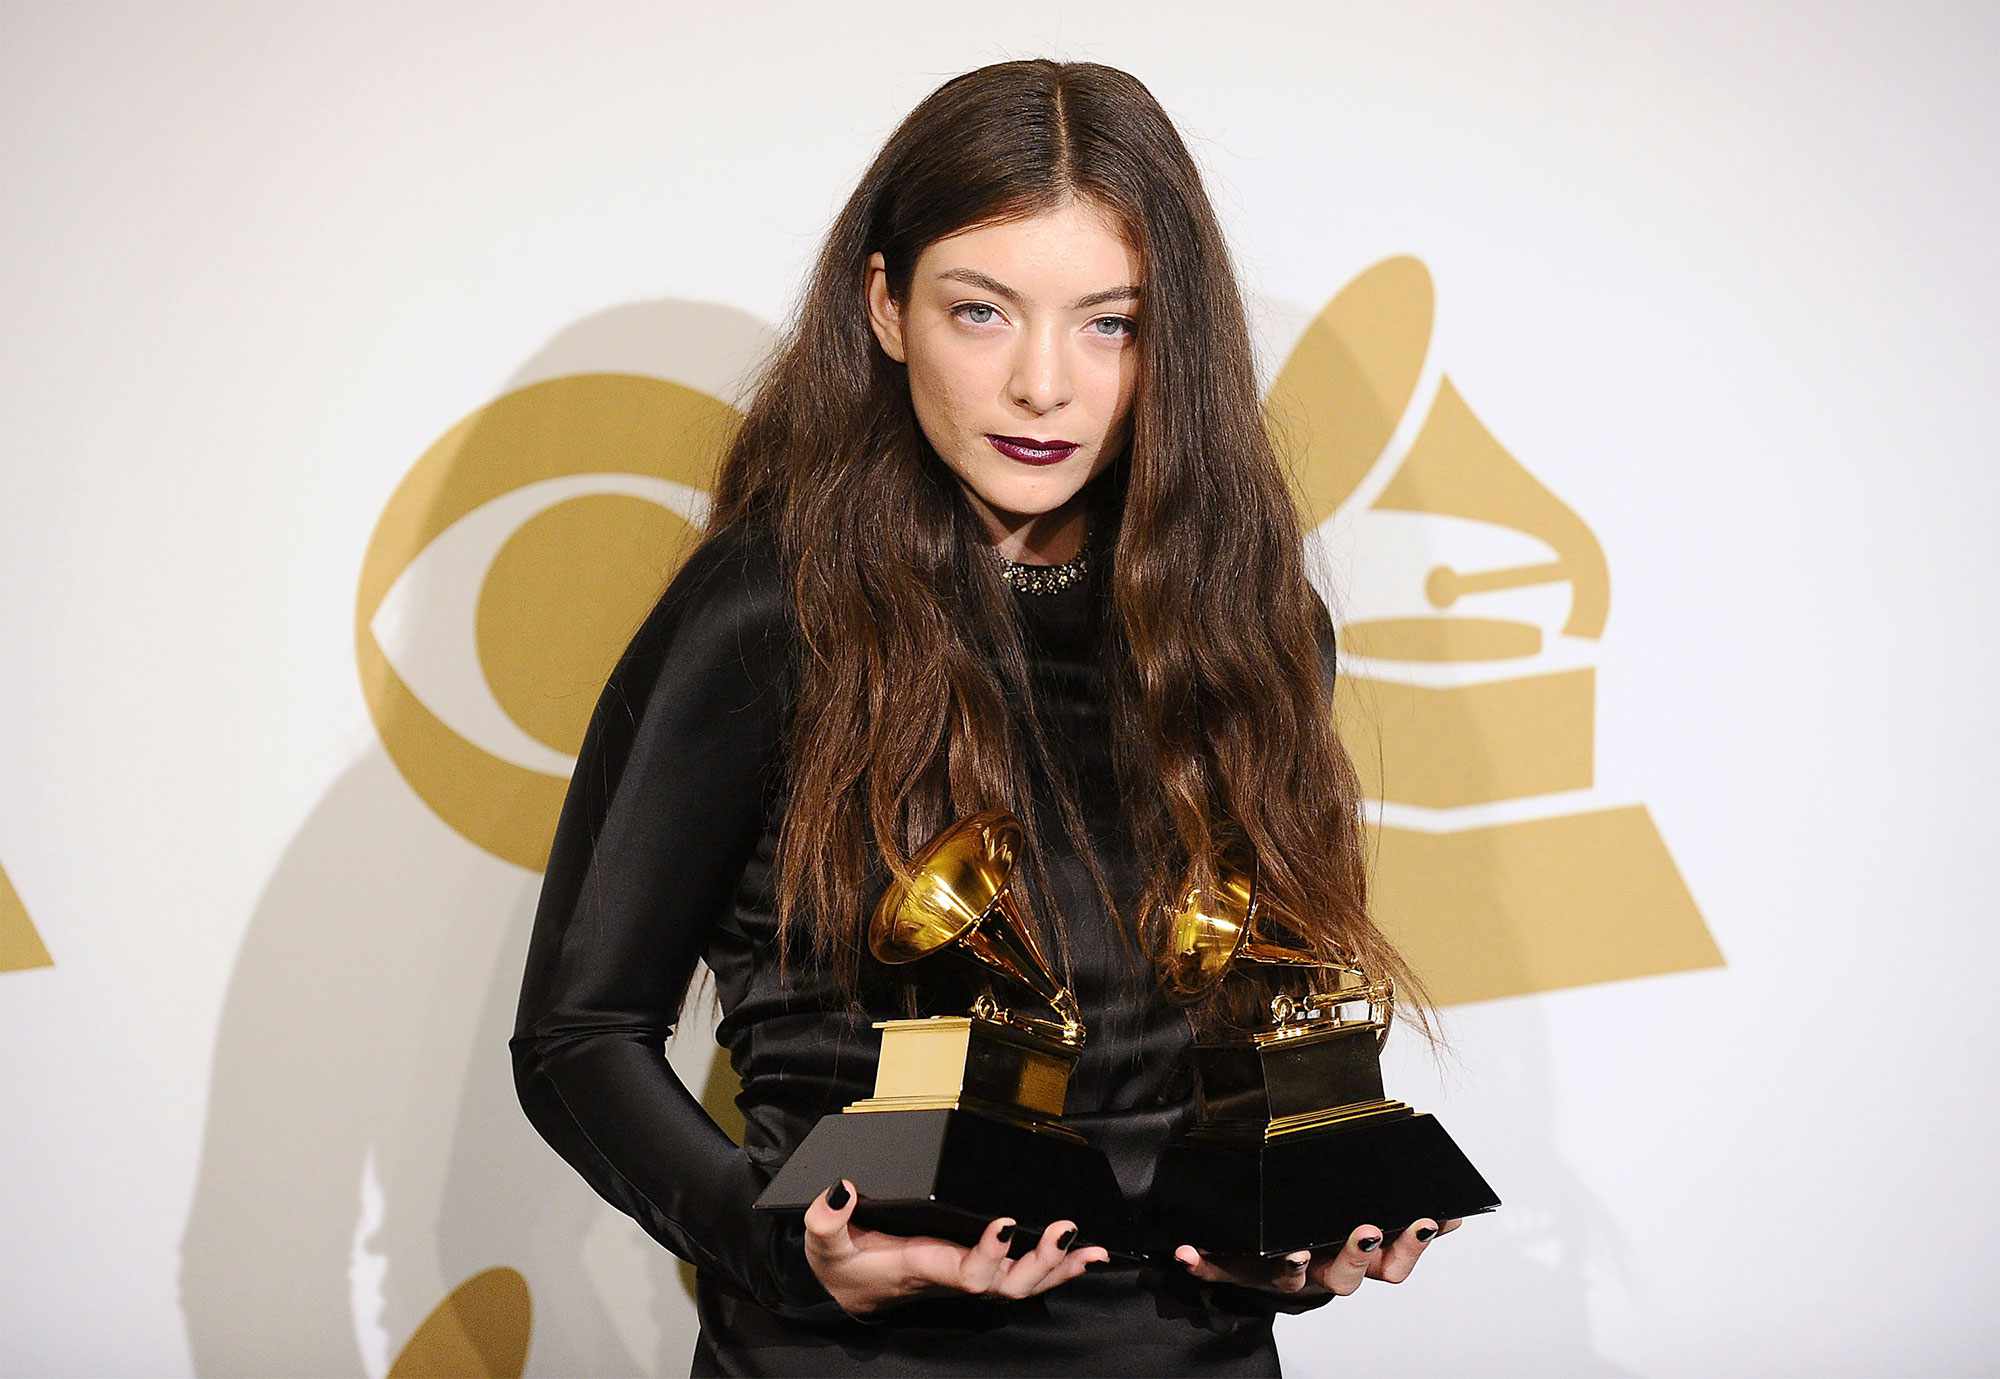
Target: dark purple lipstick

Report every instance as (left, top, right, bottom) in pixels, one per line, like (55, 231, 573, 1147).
(987, 434, 1079, 466)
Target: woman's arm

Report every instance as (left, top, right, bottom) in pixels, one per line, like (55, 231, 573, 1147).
(508, 519, 849, 1325)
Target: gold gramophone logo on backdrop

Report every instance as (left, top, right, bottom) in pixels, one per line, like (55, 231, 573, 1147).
(1270, 256, 1721, 1004)
(0, 862, 53, 974)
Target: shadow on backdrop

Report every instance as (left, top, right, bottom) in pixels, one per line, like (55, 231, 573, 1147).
(179, 298, 775, 1376)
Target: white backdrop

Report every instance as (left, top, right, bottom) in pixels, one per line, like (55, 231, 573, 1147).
(4, 3, 1996, 1376)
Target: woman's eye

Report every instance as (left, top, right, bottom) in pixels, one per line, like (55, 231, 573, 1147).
(949, 304, 1133, 338)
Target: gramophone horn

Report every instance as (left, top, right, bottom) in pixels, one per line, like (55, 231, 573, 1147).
(1163, 831, 1347, 1004)
(1161, 830, 1259, 1003)
(870, 810, 1082, 1036)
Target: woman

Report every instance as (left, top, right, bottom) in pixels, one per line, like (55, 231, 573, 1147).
(511, 57, 1458, 1377)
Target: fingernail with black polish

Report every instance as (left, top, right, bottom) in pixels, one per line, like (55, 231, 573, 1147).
(1357, 1235, 1383, 1253)
(997, 1224, 1015, 1244)
(826, 1181, 850, 1209)
(1056, 1228, 1077, 1250)
(1415, 1226, 1437, 1242)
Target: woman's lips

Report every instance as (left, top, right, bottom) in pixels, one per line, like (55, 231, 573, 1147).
(986, 434, 1080, 466)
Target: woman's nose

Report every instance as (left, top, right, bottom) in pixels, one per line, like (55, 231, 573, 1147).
(1009, 330, 1073, 414)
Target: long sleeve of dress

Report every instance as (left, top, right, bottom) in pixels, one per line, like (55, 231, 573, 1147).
(508, 521, 849, 1326)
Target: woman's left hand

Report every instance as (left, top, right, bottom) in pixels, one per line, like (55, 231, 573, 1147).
(1173, 1218, 1461, 1298)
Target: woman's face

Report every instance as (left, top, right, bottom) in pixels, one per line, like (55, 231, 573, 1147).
(864, 200, 1142, 552)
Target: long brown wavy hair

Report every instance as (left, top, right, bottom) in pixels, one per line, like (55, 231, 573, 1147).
(705, 58, 1434, 1043)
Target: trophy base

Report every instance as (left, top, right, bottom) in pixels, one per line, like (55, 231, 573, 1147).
(1151, 1109, 1500, 1257)
(753, 1106, 1141, 1259)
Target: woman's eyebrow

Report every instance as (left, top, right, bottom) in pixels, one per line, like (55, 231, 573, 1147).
(935, 267, 1141, 310)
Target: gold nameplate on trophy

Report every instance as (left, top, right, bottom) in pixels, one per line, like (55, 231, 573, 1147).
(846, 1014, 1074, 1121)
(755, 811, 1135, 1254)
(1150, 833, 1499, 1256)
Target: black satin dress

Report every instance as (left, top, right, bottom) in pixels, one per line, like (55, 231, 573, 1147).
(510, 518, 1334, 1377)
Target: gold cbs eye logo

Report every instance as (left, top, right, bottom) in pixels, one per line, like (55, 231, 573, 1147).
(355, 373, 739, 870)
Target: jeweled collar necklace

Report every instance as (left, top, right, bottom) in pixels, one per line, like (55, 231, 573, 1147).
(989, 529, 1092, 595)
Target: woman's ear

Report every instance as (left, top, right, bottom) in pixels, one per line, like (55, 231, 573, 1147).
(864, 251, 907, 363)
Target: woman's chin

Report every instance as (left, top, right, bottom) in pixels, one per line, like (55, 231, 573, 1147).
(959, 475, 1091, 525)
(972, 489, 1088, 531)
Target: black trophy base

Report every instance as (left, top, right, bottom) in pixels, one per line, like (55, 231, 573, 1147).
(1151, 1110, 1500, 1257)
(753, 1107, 1140, 1259)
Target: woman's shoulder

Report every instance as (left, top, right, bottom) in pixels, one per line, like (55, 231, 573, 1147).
(615, 514, 794, 688)
(664, 513, 786, 614)
(1308, 584, 1338, 696)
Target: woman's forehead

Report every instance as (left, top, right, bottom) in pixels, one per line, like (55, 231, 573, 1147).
(917, 206, 1142, 302)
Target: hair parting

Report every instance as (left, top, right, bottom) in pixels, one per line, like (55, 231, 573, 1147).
(700, 58, 1436, 1046)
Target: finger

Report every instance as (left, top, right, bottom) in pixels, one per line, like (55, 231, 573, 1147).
(1307, 1224, 1383, 1296)
(951, 1216, 1018, 1294)
(1267, 1250, 1313, 1294)
(1370, 1217, 1436, 1284)
(1436, 1217, 1465, 1236)
(1173, 1244, 1237, 1285)
(995, 1220, 1079, 1298)
(1025, 1242, 1111, 1296)
(1205, 1248, 1311, 1292)
(1173, 1244, 1309, 1292)
(801, 1180, 859, 1264)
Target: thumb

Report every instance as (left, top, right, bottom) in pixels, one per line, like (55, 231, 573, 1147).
(802, 1179, 859, 1262)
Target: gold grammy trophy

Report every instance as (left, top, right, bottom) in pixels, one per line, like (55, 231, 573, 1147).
(755, 810, 1136, 1254)
(1148, 836, 1499, 1256)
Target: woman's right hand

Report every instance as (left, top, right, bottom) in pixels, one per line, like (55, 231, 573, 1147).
(803, 1179, 1110, 1319)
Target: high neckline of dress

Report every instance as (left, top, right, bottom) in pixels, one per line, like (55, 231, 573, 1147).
(990, 529, 1093, 596)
